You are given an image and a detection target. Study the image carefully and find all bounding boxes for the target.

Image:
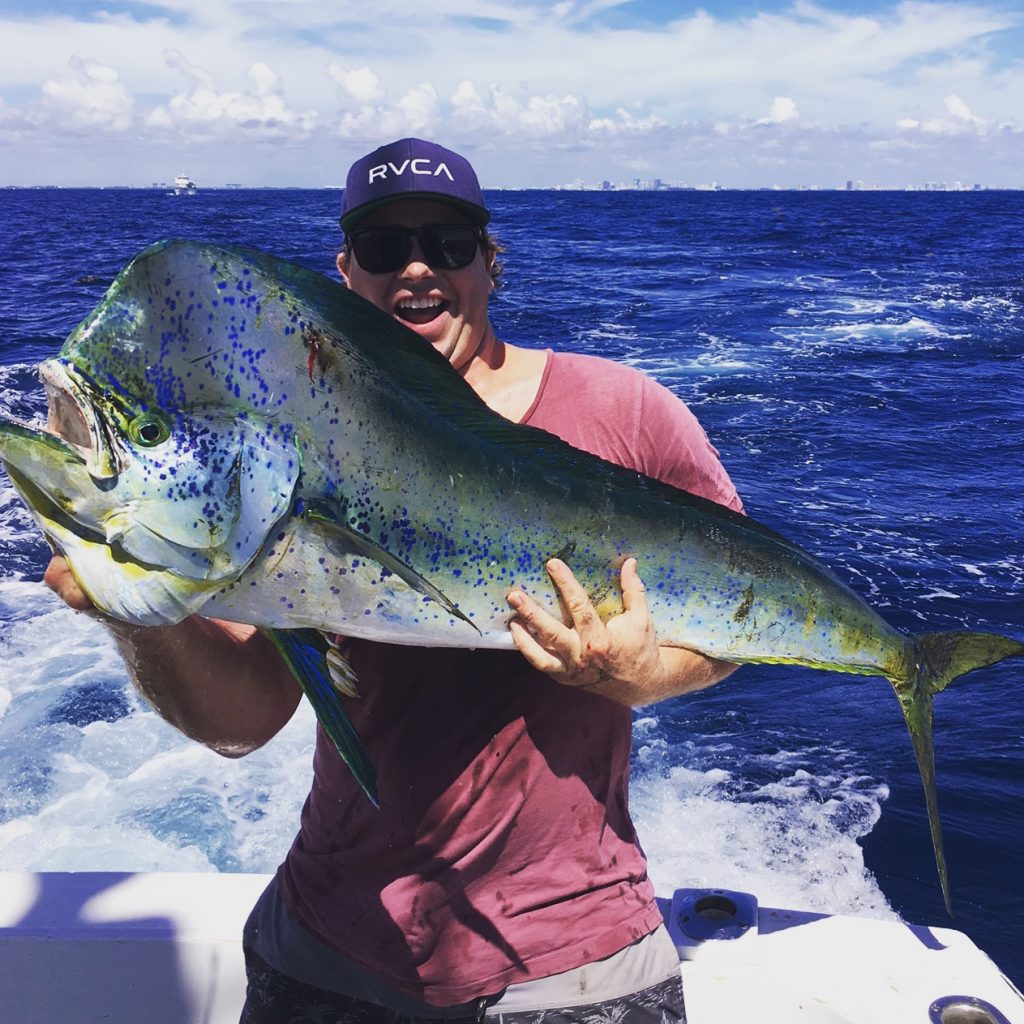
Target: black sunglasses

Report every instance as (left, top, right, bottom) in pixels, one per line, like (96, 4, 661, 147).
(345, 223, 485, 274)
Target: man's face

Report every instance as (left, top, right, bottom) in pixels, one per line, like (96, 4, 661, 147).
(339, 199, 494, 373)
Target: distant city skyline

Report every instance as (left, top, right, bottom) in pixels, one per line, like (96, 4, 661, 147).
(2, 0, 1023, 189)
(6, 178, 1012, 195)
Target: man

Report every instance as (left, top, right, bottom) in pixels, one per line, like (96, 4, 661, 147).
(45, 138, 742, 1022)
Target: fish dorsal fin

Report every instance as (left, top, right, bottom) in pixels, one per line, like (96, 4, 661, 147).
(248, 244, 786, 543)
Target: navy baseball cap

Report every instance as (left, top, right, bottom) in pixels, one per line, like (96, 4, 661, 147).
(340, 138, 490, 233)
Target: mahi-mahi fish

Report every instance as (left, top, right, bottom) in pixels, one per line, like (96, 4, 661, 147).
(0, 239, 1020, 912)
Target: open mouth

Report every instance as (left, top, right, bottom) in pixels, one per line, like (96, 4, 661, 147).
(395, 296, 449, 326)
(40, 361, 96, 457)
(44, 375, 92, 451)
(38, 361, 127, 480)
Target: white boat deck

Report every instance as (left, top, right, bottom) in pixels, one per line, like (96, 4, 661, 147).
(663, 887, 1024, 1023)
(1, 872, 1021, 1023)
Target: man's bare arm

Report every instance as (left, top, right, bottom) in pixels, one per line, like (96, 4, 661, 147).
(44, 556, 301, 756)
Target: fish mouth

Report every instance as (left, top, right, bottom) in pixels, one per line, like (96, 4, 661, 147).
(40, 361, 128, 479)
(43, 367, 92, 453)
(0, 362, 134, 560)
(6, 460, 179, 578)
(4, 462, 106, 548)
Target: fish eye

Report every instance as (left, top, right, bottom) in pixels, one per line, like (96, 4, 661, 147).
(128, 415, 170, 447)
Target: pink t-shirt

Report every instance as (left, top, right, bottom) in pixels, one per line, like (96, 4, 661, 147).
(278, 351, 742, 1005)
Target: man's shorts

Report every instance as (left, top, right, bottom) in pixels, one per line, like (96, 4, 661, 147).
(240, 946, 686, 1023)
(240, 878, 686, 1023)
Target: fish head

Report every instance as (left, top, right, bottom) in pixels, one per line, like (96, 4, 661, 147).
(0, 355, 298, 625)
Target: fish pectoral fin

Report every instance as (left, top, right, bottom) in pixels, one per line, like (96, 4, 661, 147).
(323, 633, 360, 698)
(262, 627, 378, 807)
(306, 509, 481, 636)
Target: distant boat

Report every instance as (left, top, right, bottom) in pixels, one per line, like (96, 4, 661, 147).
(173, 174, 197, 195)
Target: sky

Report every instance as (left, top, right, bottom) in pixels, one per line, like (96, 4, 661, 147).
(1, 0, 1022, 188)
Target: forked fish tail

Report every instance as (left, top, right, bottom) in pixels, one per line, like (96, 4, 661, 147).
(895, 631, 1024, 915)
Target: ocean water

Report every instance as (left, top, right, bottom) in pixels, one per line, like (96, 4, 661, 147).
(0, 187, 1022, 987)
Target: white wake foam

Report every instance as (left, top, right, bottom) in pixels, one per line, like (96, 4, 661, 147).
(0, 581, 894, 922)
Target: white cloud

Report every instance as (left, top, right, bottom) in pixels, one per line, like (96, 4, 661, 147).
(40, 56, 133, 132)
(519, 93, 587, 136)
(327, 63, 384, 106)
(450, 80, 491, 130)
(589, 107, 667, 134)
(0, 96, 41, 137)
(249, 62, 280, 98)
(897, 92, 1004, 135)
(329, 77, 440, 141)
(758, 97, 800, 125)
(337, 106, 404, 140)
(398, 82, 440, 134)
(145, 50, 316, 137)
(1, 1, 1023, 184)
(943, 93, 983, 126)
(449, 80, 606, 139)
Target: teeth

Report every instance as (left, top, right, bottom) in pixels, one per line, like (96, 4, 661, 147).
(397, 297, 443, 310)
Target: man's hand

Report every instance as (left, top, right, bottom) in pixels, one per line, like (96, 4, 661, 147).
(42, 556, 301, 755)
(506, 557, 736, 706)
(506, 557, 665, 695)
(43, 555, 98, 613)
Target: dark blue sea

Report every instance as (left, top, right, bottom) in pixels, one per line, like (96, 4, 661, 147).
(1, 187, 1022, 987)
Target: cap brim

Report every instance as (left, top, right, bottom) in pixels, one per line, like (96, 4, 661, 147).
(341, 192, 490, 233)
